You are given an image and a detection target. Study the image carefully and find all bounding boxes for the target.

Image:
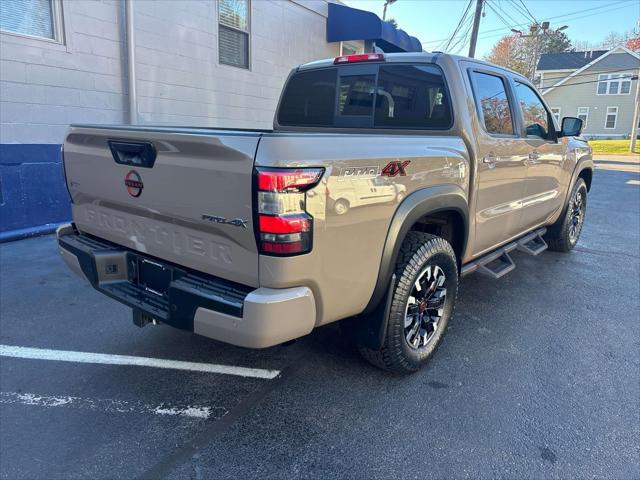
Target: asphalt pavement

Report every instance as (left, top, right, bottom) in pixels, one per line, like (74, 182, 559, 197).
(1, 160, 638, 479)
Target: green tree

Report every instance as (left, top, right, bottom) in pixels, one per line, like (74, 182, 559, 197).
(539, 30, 572, 55)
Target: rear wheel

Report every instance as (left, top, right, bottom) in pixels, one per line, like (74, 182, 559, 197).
(358, 232, 458, 374)
(545, 178, 587, 252)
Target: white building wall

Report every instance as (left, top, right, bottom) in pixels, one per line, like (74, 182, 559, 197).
(0, 0, 341, 142)
(134, 0, 340, 128)
(0, 0, 127, 144)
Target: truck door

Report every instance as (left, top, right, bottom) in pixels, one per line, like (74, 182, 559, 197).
(467, 69, 530, 256)
(511, 80, 565, 229)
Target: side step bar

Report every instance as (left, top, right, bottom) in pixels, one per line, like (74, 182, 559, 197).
(461, 228, 547, 279)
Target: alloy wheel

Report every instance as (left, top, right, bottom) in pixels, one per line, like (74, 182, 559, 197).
(569, 188, 585, 243)
(404, 265, 447, 349)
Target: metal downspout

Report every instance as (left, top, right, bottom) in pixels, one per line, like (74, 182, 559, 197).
(125, 0, 137, 124)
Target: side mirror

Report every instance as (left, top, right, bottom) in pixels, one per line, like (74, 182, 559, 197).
(559, 117, 583, 137)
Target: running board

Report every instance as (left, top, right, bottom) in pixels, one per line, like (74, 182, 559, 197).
(461, 228, 547, 278)
(516, 229, 548, 256)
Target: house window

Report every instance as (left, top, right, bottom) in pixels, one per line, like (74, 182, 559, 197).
(577, 107, 589, 127)
(0, 0, 62, 42)
(218, 0, 250, 69)
(551, 108, 561, 124)
(597, 74, 633, 95)
(605, 107, 618, 129)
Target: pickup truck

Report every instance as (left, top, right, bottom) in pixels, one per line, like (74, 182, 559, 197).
(57, 52, 593, 374)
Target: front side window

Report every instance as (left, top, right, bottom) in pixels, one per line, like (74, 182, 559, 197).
(605, 107, 618, 129)
(597, 74, 633, 95)
(218, 0, 250, 69)
(0, 0, 58, 41)
(514, 81, 551, 140)
(577, 107, 589, 127)
(470, 71, 514, 135)
(278, 63, 452, 130)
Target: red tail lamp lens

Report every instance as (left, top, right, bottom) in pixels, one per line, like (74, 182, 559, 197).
(255, 167, 323, 256)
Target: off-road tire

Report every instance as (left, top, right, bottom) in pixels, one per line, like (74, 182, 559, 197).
(358, 232, 458, 374)
(545, 178, 587, 252)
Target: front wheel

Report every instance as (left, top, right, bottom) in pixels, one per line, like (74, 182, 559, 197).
(358, 232, 458, 374)
(545, 178, 587, 252)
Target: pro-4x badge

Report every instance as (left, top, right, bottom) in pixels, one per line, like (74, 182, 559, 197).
(381, 160, 411, 177)
(201, 214, 248, 228)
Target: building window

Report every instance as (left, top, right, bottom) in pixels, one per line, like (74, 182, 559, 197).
(0, 0, 62, 42)
(551, 108, 561, 124)
(218, 0, 250, 69)
(577, 107, 589, 127)
(597, 74, 633, 95)
(605, 107, 618, 129)
(340, 42, 362, 56)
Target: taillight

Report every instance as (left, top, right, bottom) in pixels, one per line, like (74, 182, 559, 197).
(255, 167, 323, 256)
(333, 53, 385, 64)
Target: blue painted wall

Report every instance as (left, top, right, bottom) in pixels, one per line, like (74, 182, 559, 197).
(0, 144, 72, 241)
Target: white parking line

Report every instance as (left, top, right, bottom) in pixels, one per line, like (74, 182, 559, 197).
(0, 391, 225, 419)
(0, 345, 280, 380)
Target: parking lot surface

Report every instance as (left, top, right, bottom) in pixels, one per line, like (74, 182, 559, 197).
(1, 161, 639, 479)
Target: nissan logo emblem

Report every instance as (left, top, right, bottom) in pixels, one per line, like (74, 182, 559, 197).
(124, 170, 143, 197)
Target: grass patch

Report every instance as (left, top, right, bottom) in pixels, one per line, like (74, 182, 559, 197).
(588, 139, 640, 155)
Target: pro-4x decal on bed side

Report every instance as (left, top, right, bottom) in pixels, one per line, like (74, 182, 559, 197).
(381, 160, 411, 177)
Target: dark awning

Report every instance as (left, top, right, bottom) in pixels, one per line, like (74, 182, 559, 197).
(327, 3, 422, 53)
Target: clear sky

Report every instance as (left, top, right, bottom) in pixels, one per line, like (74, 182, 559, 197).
(341, 0, 640, 58)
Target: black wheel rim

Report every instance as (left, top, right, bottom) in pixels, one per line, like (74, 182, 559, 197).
(569, 188, 585, 244)
(404, 265, 447, 350)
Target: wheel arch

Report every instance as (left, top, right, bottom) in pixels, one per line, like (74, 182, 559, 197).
(363, 184, 469, 316)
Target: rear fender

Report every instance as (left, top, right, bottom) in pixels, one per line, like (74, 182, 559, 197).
(354, 185, 468, 349)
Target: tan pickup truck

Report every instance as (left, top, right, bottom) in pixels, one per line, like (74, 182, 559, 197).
(57, 52, 593, 373)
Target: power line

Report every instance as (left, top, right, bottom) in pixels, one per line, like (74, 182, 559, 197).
(516, 0, 539, 24)
(541, 68, 637, 82)
(442, 0, 474, 51)
(486, 1, 517, 30)
(421, 0, 634, 45)
(539, 75, 637, 90)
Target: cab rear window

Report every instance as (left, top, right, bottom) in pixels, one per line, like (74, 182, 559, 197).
(277, 64, 452, 130)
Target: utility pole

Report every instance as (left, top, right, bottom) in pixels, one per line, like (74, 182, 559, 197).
(468, 0, 484, 58)
(512, 23, 567, 81)
(631, 67, 640, 154)
(382, 0, 397, 21)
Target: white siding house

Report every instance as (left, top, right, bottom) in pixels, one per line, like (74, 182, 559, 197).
(537, 46, 640, 138)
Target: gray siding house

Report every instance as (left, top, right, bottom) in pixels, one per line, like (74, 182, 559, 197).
(537, 46, 640, 138)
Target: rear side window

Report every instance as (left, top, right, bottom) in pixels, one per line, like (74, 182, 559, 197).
(277, 63, 452, 130)
(277, 68, 337, 126)
(470, 71, 514, 135)
(375, 65, 452, 129)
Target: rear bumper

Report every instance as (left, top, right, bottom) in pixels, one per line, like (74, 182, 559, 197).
(56, 224, 316, 348)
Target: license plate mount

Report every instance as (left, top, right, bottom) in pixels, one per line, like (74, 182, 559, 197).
(137, 258, 172, 296)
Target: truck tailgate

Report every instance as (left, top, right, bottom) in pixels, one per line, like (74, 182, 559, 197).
(63, 126, 261, 287)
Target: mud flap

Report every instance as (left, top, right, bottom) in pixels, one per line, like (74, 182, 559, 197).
(344, 274, 396, 350)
